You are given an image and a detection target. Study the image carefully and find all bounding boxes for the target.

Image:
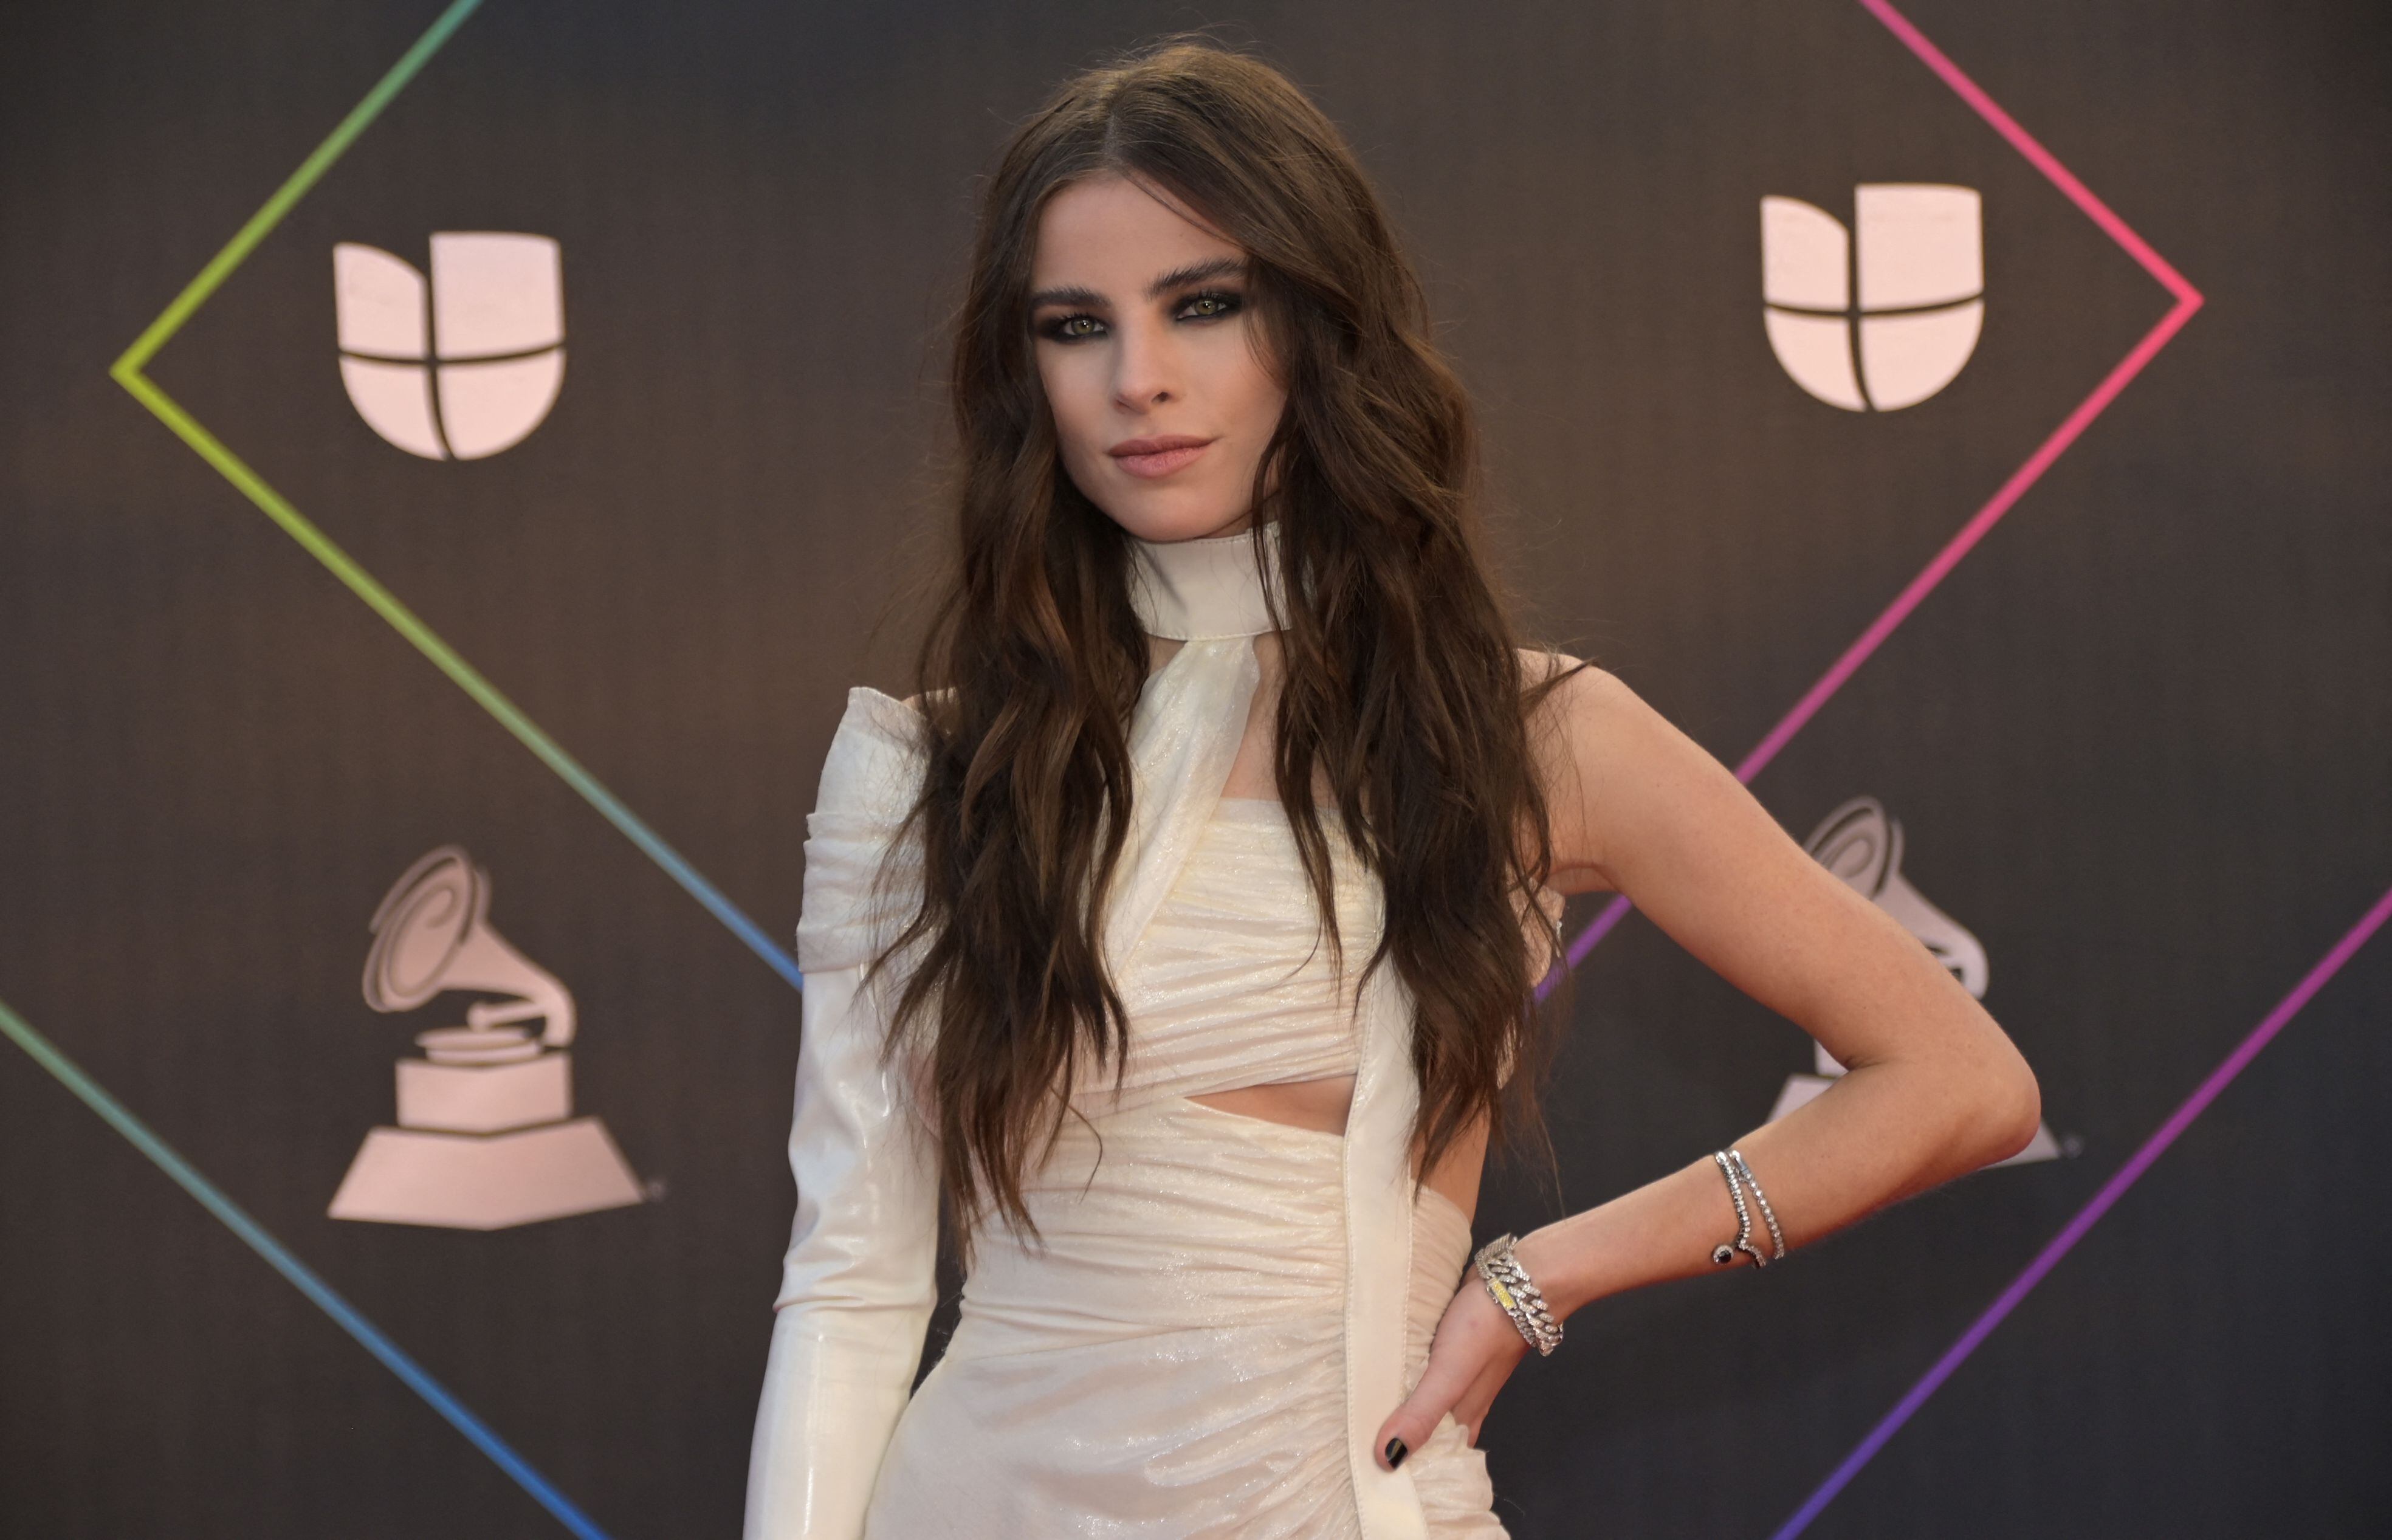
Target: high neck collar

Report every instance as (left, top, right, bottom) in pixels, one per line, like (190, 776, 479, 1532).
(1124, 520, 1287, 641)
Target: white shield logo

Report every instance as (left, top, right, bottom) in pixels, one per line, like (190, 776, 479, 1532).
(334, 232, 566, 459)
(1761, 185, 1983, 411)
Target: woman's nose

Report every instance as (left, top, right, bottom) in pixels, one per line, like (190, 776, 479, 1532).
(1110, 317, 1182, 410)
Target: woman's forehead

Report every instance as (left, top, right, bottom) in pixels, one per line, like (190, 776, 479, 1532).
(1030, 174, 1242, 295)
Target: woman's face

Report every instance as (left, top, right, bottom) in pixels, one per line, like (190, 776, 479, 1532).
(1028, 173, 1287, 543)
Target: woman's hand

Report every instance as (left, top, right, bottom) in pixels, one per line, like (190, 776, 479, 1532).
(1372, 1265, 1533, 1469)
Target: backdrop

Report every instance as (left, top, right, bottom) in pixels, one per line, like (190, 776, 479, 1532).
(2, 1, 2386, 1536)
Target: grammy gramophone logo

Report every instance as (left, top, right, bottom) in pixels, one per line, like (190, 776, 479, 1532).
(1769, 797, 2059, 1167)
(328, 845, 644, 1230)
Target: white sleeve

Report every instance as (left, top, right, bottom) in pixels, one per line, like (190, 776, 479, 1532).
(744, 689, 940, 1540)
(741, 960, 939, 1539)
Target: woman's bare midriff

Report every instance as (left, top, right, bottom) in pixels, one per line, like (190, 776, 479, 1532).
(1186, 1074, 1353, 1134)
(1185, 1073, 1486, 1222)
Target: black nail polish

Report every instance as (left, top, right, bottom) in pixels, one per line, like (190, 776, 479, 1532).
(1384, 1436, 1408, 1469)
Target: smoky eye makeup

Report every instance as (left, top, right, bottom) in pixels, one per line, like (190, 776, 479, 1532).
(1038, 311, 1110, 342)
(1033, 287, 1248, 343)
(1167, 290, 1243, 323)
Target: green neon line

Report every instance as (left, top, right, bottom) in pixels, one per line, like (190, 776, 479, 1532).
(109, 374, 803, 986)
(110, 0, 487, 381)
(61, 1, 764, 1525)
(114, 375, 572, 761)
(102, 0, 800, 986)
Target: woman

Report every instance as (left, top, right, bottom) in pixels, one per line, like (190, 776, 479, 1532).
(745, 35, 2040, 1540)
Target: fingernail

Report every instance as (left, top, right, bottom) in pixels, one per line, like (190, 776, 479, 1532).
(1383, 1436, 1408, 1469)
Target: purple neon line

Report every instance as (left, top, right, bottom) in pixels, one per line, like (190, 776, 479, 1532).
(1551, 0, 2204, 983)
(1768, 883, 2392, 1539)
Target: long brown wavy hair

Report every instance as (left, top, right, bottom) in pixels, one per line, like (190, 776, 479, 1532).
(871, 33, 1586, 1259)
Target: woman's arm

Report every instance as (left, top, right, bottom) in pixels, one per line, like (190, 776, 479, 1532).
(1374, 661, 2038, 1466)
(1522, 661, 2041, 1303)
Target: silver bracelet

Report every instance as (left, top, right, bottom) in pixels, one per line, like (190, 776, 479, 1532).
(1710, 1150, 1768, 1267)
(1727, 1148, 1787, 1263)
(1710, 1148, 1786, 1268)
(1473, 1233, 1563, 1355)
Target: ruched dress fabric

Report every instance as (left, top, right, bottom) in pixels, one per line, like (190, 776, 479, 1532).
(859, 795, 1505, 1538)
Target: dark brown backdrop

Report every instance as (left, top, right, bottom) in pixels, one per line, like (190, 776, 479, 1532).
(2, 1, 2385, 1536)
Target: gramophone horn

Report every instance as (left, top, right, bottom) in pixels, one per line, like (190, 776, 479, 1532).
(1802, 796, 1988, 999)
(1806, 797, 1899, 895)
(362, 845, 577, 1047)
(363, 846, 483, 1011)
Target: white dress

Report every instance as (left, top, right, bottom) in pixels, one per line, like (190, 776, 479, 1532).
(862, 791, 1505, 1537)
(745, 524, 1548, 1539)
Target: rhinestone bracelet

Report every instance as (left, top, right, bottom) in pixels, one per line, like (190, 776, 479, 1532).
(1710, 1150, 1767, 1267)
(1710, 1147, 1787, 1268)
(1727, 1148, 1787, 1263)
(1473, 1233, 1563, 1356)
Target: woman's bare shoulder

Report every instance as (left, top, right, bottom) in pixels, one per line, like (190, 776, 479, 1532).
(1521, 653, 1690, 778)
(1515, 647, 1621, 717)
(1512, 651, 1655, 893)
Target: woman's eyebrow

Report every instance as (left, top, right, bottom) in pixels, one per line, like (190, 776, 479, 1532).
(1029, 255, 1247, 311)
(1140, 255, 1247, 297)
(1026, 282, 1106, 311)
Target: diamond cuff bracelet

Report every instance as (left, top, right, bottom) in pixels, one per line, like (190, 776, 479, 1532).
(1473, 1232, 1563, 1356)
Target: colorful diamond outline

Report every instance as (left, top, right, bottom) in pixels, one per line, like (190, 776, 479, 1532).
(13, 1, 2276, 1536)
(12, 0, 628, 1531)
(105, 0, 800, 994)
(1758, 19, 2374, 1534)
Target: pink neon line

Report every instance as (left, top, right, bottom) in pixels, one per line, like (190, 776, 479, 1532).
(1736, 294, 2199, 784)
(1555, 0, 2202, 974)
(1856, 0, 2203, 305)
(1770, 882, 2392, 1539)
(1757, 5, 2224, 1532)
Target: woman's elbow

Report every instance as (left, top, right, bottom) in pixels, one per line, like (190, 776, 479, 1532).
(1967, 1046, 2043, 1168)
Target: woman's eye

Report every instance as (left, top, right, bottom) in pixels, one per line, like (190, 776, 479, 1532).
(1043, 311, 1105, 342)
(1183, 290, 1242, 320)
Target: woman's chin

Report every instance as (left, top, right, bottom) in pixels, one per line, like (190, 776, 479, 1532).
(1101, 497, 1254, 544)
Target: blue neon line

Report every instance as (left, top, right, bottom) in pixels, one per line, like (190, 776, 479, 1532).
(0, 995, 616, 1540)
(555, 755, 804, 991)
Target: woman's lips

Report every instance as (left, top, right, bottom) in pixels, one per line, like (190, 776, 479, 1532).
(1112, 439, 1213, 478)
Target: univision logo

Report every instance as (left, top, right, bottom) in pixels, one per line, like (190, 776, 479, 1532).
(334, 232, 566, 459)
(1761, 184, 1982, 411)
